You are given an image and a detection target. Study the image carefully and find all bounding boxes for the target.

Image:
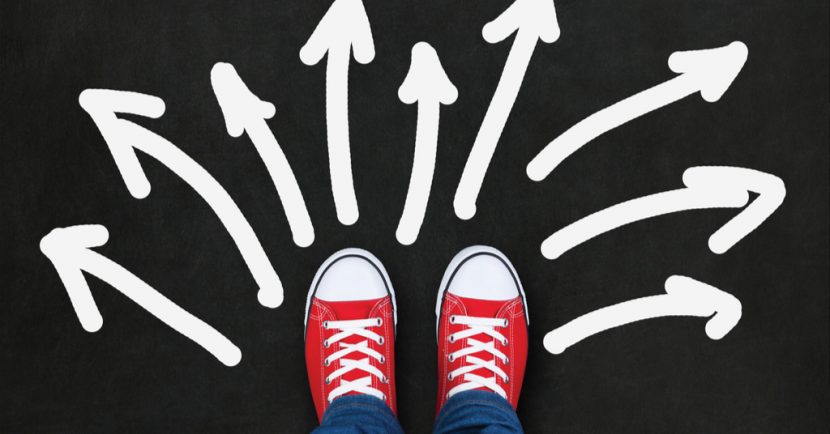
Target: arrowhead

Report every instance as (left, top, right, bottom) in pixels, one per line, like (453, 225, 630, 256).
(664, 275, 742, 340)
(40, 225, 110, 333)
(211, 63, 276, 138)
(668, 41, 748, 102)
(398, 42, 458, 105)
(482, 0, 560, 44)
(683, 166, 786, 254)
(300, 0, 375, 66)
(79, 89, 166, 199)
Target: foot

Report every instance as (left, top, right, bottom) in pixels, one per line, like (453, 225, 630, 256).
(305, 248, 397, 422)
(435, 246, 529, 414)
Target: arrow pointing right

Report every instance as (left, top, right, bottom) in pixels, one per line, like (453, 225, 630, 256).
(395, 42, 457, 245)
(40, 225, 242, 366)
(540, 166, 786, 260)
(543, 275, 742, 355)
(527, 41, 749, 182)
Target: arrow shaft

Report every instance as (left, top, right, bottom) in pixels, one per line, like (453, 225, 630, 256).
(541, 186, 746, 259)
(79, 249, 241, 366)
(245, 120, 315, 247)
(126, 122, 283, 308)
(543, 293, 714, 354)
(326, 46, 359, 225)
(396, 101, 440, 245)
(454, 29, 539, 219)
(527, 74, 698, 179)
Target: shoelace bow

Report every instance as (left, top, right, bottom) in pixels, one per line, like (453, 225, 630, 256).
(447, 315, 510, 399)
(323, 318, 387, 403)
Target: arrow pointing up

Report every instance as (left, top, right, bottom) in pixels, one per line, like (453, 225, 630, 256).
(527, 41, 749, 181)
(211, 62, 316, 248)
(40, 225, 242, 366)
(396, 42, 457, 245)
(540, 166, 786, 259)
(300, 0, 375, 226)
(543, 275, 742, 355)
(79, 89, 284, 308)
(453, 0, 559, 220)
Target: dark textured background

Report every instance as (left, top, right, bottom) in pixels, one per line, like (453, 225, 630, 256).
(1, 0, 828, 432)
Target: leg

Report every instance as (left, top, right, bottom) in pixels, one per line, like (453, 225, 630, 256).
(305, 249, 402, 434)
(434, 246, 529, 433)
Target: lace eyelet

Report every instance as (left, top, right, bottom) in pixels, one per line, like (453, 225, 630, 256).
(381, 394, 386, 401)
(324, 359, 330, 367)
(376, 318, 383, 327)
(325, 377, 331, 385)
(504, 357, 510, 365)
(505, 377, 510, 384)
(502, 338, 509, 346)
(323, 321, 330, 329)
(448, 335, 455, 343)
(449, 315, 457, 324)
(381, 376, 388, 384)
(323, 340, 330, 348)
(447, 373, 453, 381)
(380, 356, 386, 364)
(378, 336, 385, 345)
(448, 354, 455, 362)
(502, 319, 509, 327)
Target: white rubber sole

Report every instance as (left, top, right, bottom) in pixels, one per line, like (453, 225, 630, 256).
(434, 245, 529, 337)
(304, 248, 398, 336)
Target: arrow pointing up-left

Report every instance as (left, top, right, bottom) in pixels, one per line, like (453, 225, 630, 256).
(40, 225, 242, 366)
(79, 89, 283, 308)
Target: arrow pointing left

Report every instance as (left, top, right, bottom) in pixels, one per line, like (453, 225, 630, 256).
(40, 225, 242, 366)
(79, 89, 283, 308)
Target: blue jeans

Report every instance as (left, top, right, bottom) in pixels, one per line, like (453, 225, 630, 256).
(312, 391, 523, 433)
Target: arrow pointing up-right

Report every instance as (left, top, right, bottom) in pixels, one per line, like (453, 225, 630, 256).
(527, 41, 749, 182)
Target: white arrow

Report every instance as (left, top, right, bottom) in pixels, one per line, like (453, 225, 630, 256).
(40, 225, 242, 366)
(395, 42, 458, 245)
(79, 89, 284, 308)
(453, 0, 560, 220)
(300, 0, 375, 226)
(541, 166, 786, 259)
(544, 275, 742, 354)
(211, 62, 315, 248)
(527, 41, 749, 181)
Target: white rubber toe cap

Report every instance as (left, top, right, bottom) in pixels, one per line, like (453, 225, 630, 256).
(314, 249, 389, 302)
(445, 246, 521, 301)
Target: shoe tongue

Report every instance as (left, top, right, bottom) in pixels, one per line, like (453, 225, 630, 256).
(453, 295, 510, 318)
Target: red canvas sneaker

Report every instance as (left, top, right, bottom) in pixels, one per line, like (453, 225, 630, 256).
(435, 246, 529, 414)
(304, 248, 398, 422)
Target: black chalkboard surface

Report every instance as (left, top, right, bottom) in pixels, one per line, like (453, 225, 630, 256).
(1, 1, 828, 432)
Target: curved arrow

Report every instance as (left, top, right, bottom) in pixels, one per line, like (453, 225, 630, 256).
(543, 275, 742, 355)
(541, 166, 786, 259)
(396, 42, 458, 245)
(454, 0, 560, 220)
(527, 41, 748, 181)
(40, 225, 242, 366)
(78, 89, 283, 308)
(300, 0, 375, 226)
(211, 62, 315, 248)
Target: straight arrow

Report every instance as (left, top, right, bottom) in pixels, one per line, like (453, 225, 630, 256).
(211, 62, 315, 247)
(300, 0, 375, 225)
(40, 225, 242, 366)
(527, 41, 748, 181)
(79, 89, 283, 308)
(396, 42, 457, 245)
(454, 0, 560, 220)
(544, 275, 742, 354)
(541, 166, 786, 259)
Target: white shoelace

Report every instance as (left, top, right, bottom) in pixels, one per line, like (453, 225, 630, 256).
(447, 315, 510, 399)
(323, 318, 387, 403)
